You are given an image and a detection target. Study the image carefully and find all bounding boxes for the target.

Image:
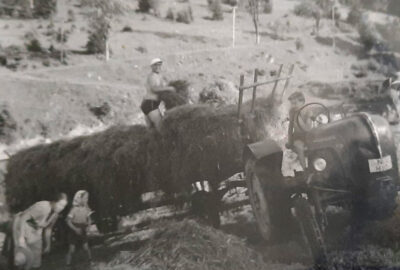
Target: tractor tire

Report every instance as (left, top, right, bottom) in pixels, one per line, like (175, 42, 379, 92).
(245, 157, 293, 242)
(294, 197, 328, 268)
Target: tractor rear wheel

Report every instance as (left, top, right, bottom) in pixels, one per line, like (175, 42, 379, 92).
(294, 197, 328, 268)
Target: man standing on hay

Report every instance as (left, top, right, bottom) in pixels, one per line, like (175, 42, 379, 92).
(141, 58, 175, 131)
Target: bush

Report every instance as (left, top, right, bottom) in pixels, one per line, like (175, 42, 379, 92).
(138, 0, 160, 15)
(222, 0, 238, 6)
(166, 8, 175, 20)
(138, 0, 151, 12)
(121, 25, 133, 32)
(56, 28, 69, 43)
(165, 5, 194, 24)
(26, 39, 42, 53)
(67, 9, 75, 22)
(210, 0, 224, 21)
(86, 15, 110, 54)
(347, 6, 363, 25)
(80, 0, 128, 15)
(358, 19, 382, 51)
(0, 0, 33, 18)
(263, 0, 273, 13)
(176, 7, 194, 24)
(33, 0, 57, 18)
(293, 1, 319, 17)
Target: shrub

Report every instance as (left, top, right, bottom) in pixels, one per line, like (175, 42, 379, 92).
(176, 7, 194, 24)
(138, 0, 160, 15)
(86, 15, 110, 54)
(347, 6, 363, 25)
(122, 25, 133, 32)
(166, 7, 175, 20)
(26, 39, 42, 53)
(136, 46, 147, 53)
(138, 0, 151, 12)
(56, 28, 69, 43)
(263, 0, 273, 13)
(67, 9, 75, 22)
(358, 18, 382, 51)
(210, 0, 224, 20)
(80, 0, 128, 15)
(222, 0, 238, 6)
(33, 0, 57, 18)
(293, 1, 319, 17)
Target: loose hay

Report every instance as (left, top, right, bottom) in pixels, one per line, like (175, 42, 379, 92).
(158, 80, 191, 110)
(107, 219, 269, 270)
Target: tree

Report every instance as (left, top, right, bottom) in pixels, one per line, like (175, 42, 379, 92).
(248, 0, 261, 44)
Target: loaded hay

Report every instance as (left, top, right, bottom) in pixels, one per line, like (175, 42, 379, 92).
(6, 125, 149, 232)
(158, 79, 191, 110)
(107, 219, 270, 270)
(146, 96, 276, 195)
(5, 93, 279, 231)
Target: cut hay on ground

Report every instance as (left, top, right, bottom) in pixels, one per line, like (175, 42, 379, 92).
(107, 219, 270, 270)
(6, 125, 149, 231)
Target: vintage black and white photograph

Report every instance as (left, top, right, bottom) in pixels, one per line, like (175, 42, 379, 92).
(1, 0, 400, 269)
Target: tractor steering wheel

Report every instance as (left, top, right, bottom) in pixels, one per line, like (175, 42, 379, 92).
(296, 102, 331, 133)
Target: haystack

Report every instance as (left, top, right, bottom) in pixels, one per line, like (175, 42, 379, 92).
(6, 125, 149, 231)
(107, 219, 269, 270)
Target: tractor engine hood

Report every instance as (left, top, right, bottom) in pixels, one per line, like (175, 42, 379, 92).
(306, 113, 399, 185)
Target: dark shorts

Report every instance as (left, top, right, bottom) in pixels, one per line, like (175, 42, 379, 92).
(141, 99, 161, 115)
(68, 226, 88, 246)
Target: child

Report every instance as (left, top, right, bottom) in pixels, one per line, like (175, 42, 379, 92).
(65, 190, 93, 267)
(287, 91, 307, 169)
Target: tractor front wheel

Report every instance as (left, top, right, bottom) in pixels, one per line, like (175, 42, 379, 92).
(294, 197, 328, 268)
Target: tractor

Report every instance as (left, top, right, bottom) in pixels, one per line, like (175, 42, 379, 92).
(239, 69, 400, 267)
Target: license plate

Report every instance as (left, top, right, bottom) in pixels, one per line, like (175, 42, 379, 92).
(368, 155, 393, 173)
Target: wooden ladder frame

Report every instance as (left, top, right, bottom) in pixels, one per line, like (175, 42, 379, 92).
(237, 64, 295, 118)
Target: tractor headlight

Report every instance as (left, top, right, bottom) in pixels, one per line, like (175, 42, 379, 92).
(313, 158, 327, 172)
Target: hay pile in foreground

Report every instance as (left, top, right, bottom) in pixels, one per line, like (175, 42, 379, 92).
(107, 219, 269, 270)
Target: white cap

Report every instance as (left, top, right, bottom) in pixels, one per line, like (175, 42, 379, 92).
(150, 58, 162, 66)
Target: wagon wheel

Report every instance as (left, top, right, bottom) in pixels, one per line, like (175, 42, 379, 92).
(245, 158, 273, 240)
(245, 157, 294, 242)
(294, 197, 328, 268)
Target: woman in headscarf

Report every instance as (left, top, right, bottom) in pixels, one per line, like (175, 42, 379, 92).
(65, 190, 93, 267)
(10, 193, 68, 270)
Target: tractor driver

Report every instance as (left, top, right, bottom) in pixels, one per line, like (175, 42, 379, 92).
(286, 91, 308, 169)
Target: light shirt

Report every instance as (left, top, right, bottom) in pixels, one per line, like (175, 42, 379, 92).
(144, 72, 167, 101)
(22, 201, 56, 229)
